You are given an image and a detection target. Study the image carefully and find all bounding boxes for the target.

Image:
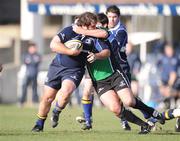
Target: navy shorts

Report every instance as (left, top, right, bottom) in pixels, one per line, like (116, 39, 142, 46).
(44, 62, 85, 90)
(93, 70, 130, 97)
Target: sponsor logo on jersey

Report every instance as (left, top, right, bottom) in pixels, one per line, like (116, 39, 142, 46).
(119, 80, 126, 87)
(70, 75, 78, 80)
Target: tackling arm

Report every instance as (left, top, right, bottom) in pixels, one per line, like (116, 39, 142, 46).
(73, 25, 108, 38)
(87, 49, 110, 63)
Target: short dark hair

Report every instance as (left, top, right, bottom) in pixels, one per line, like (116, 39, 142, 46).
(28, 41, 36, 47)
(97, 13, 109, 25)
(106, 5, 120, 17)
(76, 12, 97, 27)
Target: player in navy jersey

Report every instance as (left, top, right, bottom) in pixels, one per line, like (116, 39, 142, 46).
(31, 12, 110, 132)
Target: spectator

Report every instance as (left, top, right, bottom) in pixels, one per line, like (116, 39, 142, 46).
(126, 42, 141, 96)
(19, 42, 41, 107)
(157, 44, 178, 109)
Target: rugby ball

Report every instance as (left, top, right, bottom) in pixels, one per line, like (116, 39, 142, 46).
(64, 39, 83, 50)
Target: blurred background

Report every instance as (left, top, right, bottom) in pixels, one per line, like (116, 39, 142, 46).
(0, 0, 180, 110)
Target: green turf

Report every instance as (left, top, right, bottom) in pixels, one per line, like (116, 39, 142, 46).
(0, 105, 179, 141)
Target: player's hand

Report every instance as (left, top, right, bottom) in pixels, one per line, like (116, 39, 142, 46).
(87, 52, 96, 63)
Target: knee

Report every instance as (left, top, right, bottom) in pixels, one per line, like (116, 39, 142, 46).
(124, 98, 135, 107)
(109, 105, 121, 116)
(42, 95, 55, 105)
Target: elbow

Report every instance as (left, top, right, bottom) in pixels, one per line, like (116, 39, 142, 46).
(50, 42, 56, 52)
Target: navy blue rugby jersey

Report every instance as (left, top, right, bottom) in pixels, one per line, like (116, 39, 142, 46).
(108, 21, 130, 74)
(53, 26, 108, 68)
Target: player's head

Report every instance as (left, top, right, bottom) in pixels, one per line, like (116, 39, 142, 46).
(164, 44, 174, 57)
(76, 12, 97, 30)
(97, 13, 109, 28)
(106, 5, 120, 28)
(28, 41, 37, 54)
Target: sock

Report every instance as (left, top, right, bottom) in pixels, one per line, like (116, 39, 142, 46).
(135, 97, 150, 119)
(162, 109, 175, 120)
(36, 114, 46, 127)
(119, 108, 147, 127)
(82, 98, 93, 124)
(53, 101, 63, 114)
(140, 109, 150, 119)
(133, 97, 154, 119)
(120, 108, 129, 123)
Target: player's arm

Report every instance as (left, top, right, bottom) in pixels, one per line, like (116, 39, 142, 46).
(115, 30, 127, 46)
(87, 39, 110, 63)
(87, 49, 110, 63)
(95, 49, 110, 59)
(50, 35, 81, 56)
(73, 25, 108, 38)
(168, 61, 178, 86)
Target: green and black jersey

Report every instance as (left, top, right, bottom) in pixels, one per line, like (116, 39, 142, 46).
(87, 57, 115, 81)
(86, 26, 122, 82)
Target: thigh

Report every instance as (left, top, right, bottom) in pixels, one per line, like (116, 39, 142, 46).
(60, 79, 77, 95)
(56, 79, 77, 105)
(117, 88, 135, 107)
(82, 78, 93, 98)
(100, 90, 121, 109)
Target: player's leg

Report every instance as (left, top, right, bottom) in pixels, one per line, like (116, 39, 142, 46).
(115, 71, 165, 124)
(162, 108, 180, 120)
(100, 90, 151, 134)
(32, 85, 57, 132)
(51, 67, 85, 128)
(20, 76, 30, 106)
(31, 76, 39, 103)
(80, 78, 93, 130)
(126, 72, 150, 119)
(120, 108, 131, 131)
(175, 118, 180, 132)
(51, 79, 76, 128)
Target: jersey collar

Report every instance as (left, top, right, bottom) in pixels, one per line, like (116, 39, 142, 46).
(109, 21, 121, 32)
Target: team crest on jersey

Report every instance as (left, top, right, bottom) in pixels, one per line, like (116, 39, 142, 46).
(84, 38, 93, 45)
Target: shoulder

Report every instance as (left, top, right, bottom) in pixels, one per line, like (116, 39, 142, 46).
(57, 26, 73, 34)
(117, 24, 127, 34)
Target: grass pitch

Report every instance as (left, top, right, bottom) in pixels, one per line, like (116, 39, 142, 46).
(0, 105, 179, 141)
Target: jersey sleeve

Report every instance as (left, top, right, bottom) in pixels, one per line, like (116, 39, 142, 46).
(115, 29, 128, 47)
(171, 58, 178, 72)
(95, 39, 109, 52)
(56, 26, 73, 43)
